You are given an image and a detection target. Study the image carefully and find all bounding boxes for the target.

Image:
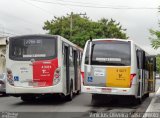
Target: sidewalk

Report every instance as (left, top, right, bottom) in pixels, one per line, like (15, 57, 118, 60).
(143, 87, 160, 117)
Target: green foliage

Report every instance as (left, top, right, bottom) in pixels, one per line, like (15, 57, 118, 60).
(149, 29, 160, 49)
(149, 7, 160, 73)
(150, 7, 160, 49)
(43, 13, 128, 47)
(156, 55, 160, 73)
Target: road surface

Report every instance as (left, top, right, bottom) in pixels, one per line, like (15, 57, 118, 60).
(0, 79, 159, 118)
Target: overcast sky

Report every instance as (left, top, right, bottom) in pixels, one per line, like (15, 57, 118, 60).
(0, 0, 160, 55)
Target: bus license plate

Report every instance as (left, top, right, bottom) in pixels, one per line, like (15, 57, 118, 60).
(102, 88, 111, 93)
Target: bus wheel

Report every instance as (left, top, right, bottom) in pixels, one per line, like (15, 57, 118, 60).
(76, 90, 80, 95)
(66, 84, 73, 101)
(21, 96, 36, 102)
(136, 98, 142, 104)
(91, 94, 98, 105)
(145, 93, 149, 98)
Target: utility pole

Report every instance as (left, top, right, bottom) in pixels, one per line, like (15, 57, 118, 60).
(70, 12, 86, 39)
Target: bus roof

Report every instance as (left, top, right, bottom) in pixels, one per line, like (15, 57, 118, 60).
(91, 38, 132, 42)
(58, 35, 83, 52)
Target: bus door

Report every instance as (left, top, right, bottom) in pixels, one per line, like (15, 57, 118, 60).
(148, 57, 156, 92)
(136, 50, 145, 97)
(73, 50, 78, 90)
(64, 45, 70, 93)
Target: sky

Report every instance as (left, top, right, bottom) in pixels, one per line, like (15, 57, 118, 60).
(0, 0, 160, 55)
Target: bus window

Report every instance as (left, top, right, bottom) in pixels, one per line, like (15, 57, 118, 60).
(85, 43, 89, 64)
(136, 50, 140, 69)
(9, 36, 57, 61)
(136, 50, 145, 69)
(62, 42, 65, 54)
(70, 47, 73, 57)
(85, 41, 131, 66)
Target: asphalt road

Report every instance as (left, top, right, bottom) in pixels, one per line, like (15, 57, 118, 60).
(0, 94, 152, 118)
(0, 79, 159, 118)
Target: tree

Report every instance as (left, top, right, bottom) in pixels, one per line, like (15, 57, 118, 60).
(149, 7, 160, 73)
(156, 55, 160, 73)
(150, 28, 160, 49)
(43, 13, 128, 47)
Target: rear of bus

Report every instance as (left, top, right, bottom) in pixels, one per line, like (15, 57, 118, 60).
(81, 39, 138, 97)
(6, 35, 62, 96)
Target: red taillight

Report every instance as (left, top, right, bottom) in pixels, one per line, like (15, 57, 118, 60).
(81, 71, 84, 84)
(54, 68, 60, 78)
(0, 81, 4, 84)
(55, 74, 60, 78)
(53, 67, 61, 85)
(130, 73, 136, 87)
(81, 72, 84, 79)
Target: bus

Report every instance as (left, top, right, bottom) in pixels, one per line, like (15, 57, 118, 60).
(0, 37, 6, 95)
(81, 38, 156, 104)
(6, 34, 83, 101)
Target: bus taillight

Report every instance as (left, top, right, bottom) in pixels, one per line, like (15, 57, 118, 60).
(53, 67, 61, 85)
(130, 73, 136, 87)
(81, 71, 84, 84)
(7, 69, 14, 85)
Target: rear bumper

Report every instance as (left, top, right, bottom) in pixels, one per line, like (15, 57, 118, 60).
(81, 85, 137, 96)
(6, 82, 63, 94)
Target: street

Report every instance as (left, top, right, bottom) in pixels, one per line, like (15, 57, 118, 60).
(0, 93, 152, 118)
(1, 79, 160, 118)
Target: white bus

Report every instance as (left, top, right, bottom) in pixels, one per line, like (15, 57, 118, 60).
(0, 37, 6, 95)
(81, 38, 156, 104)
(6, 34, 83, 101)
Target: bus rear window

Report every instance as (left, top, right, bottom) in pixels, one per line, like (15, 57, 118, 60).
(9, 36, 57, 61)
(85, 40, 131, 66)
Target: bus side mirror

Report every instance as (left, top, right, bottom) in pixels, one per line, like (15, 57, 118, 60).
(137, 50, 145, 69)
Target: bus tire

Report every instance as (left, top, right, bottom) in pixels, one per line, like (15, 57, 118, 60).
(76, 90, 80, 95)
(91, 94, 98, 105)
(21, 96, 36, 102)
(66, 82, 73, 101)
(145, 93, 149, 98)
(136, 98, 142, 104)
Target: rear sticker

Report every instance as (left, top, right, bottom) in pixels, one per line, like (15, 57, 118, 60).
(14, 76, 19, 81)
(106, 67, 131, 88)
(94, 68, 105, 76)
(88, 77, 93, 82)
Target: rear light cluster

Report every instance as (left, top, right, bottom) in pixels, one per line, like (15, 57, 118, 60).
(53, 67, 61, 85)
(130, 73, 136, 87)
(0, 81, 4, 84)
(0, 74, 5, 84)
(81, 71, 84, 84)
(7, 68, 14, 85)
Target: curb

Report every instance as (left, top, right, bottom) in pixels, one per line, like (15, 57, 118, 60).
(142, 87, 160, 118)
